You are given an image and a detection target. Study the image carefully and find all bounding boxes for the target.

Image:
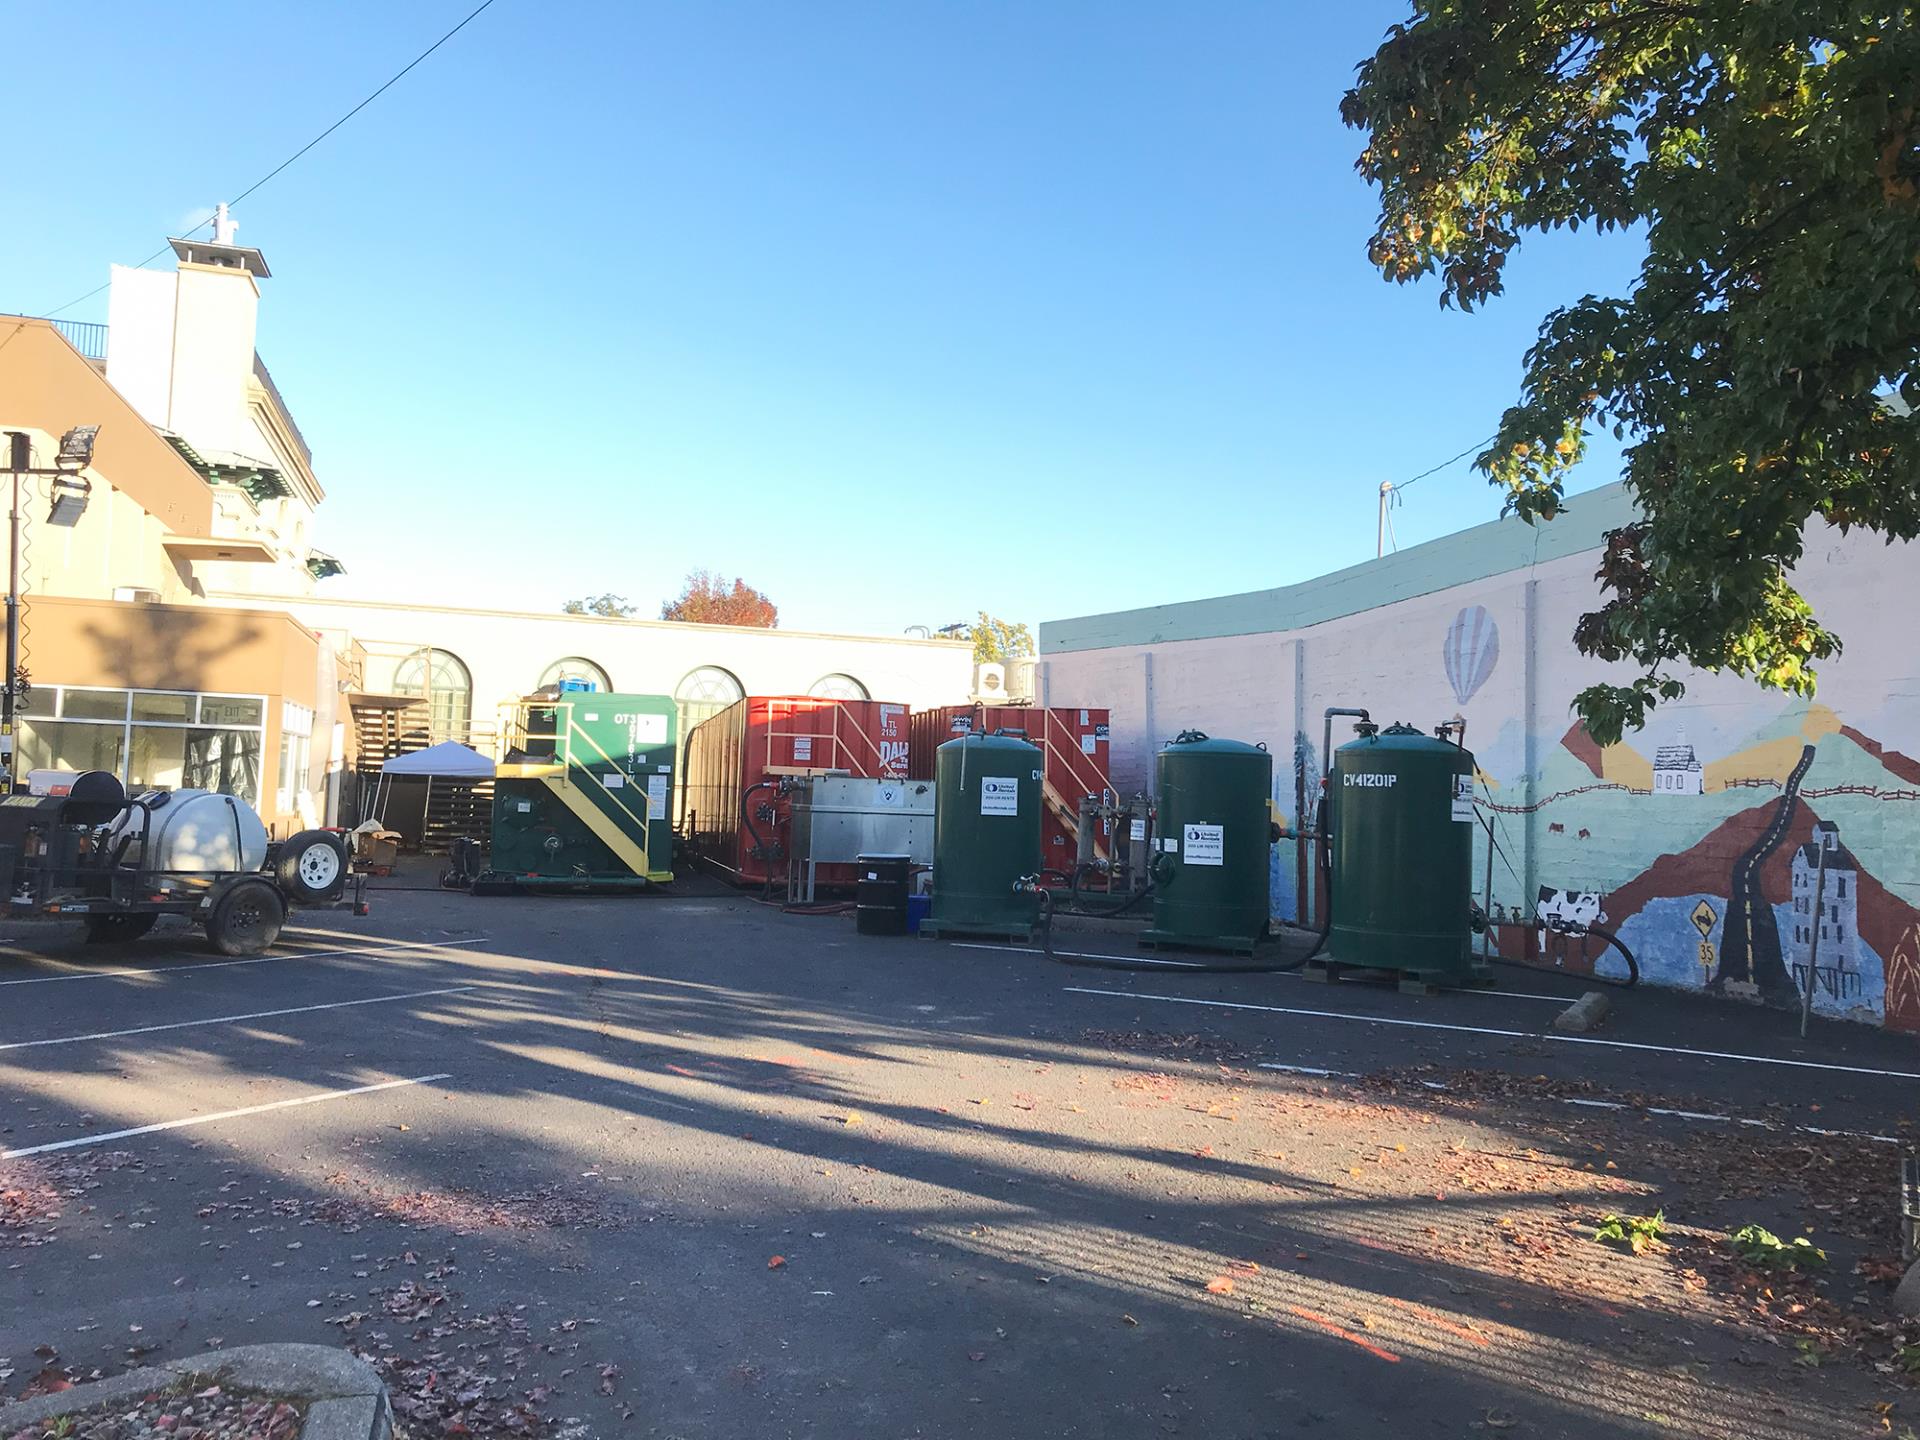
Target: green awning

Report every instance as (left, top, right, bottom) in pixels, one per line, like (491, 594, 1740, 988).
(307, 549, 347, 580)
(160, 432, 294, 503)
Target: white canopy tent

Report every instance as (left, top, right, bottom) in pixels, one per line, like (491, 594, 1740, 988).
(380, 741, 494, 779)
(368, 741, 495, 834)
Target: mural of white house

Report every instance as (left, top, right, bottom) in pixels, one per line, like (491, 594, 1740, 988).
(1653, 740, 1704, 795)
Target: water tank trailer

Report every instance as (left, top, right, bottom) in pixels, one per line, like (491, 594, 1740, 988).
(0, 770, 361, 954)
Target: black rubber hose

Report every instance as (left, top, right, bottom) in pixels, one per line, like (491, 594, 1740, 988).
(1065, 861, 1155, 918)
(739, 780, 779, 902)
(1301, 796, 1334, 964)
(1487, 923, 1639, 988)
(1034, 884, 1311, 975)
(1584, 924, 1639, 987)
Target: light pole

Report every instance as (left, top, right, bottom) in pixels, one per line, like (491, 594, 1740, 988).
(1, 425, 97, 790)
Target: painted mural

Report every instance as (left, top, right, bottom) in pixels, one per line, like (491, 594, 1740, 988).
(1043, 509, 1917, 1033)
(1472, 701, 1920, 1031)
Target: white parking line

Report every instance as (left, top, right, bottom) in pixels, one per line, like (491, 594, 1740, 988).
(958, 942, 1207, 969)
(0, 937, 492, 988)
(1065, 985, 1920, 1081)
(0, 1073, 453, 1158)
(1260, 1063, 1902, 1143)
(0, 985, 475, 1052)
(960, 941, 1569, 1001)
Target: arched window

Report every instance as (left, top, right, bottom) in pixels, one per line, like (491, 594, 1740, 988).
(674, 665, 744, 738)
(392, 648, 472, 743)
(538, 657, 612, 693)
(808, 673, 869, 701)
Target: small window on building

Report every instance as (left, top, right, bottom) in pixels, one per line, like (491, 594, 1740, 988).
(674, 665, 744, 739)
(539, 657, 612, 693)
(392, 648, 473, 744)
(1837, 877, 1846, 898)
(807, 673, 869, 701)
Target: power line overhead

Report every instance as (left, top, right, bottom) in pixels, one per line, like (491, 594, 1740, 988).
(39, 0, 503, 320)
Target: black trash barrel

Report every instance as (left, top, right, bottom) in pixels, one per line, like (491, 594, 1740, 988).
(855, 854, 911, 935)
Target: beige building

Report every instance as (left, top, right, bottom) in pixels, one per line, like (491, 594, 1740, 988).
(3, 221, 973, 842)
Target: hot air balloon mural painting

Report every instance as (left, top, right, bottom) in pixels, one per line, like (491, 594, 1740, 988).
(1443, 605, 1500, 706)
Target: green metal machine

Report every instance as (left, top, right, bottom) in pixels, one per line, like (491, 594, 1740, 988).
(479, 692, 677, 893)
(922, 730, 1042, 941)
(1318, 720, 1487, 987)
(1141, 731, 1273, 954)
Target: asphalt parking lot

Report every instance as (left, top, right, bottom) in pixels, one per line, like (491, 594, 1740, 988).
(2, 883, 1915, 1439)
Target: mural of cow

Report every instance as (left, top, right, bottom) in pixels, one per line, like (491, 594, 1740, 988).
(1537, 886, 1607, 935)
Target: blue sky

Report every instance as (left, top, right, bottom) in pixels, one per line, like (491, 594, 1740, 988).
(6, 1, 1642, 636)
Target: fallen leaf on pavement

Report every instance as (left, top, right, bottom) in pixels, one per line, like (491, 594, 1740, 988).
(1205, 1276, 1235, 1296)
(768, 1255, 787, 1269)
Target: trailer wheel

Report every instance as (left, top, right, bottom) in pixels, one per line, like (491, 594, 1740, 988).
(206, 880, 285, 956)
(276, 830, 349, 903)
(82, 912, 158, 944)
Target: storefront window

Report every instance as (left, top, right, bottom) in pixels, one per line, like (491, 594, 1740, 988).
(17, 687, 268, 807)
(132, 692, 193, 723)
(128, 726, 190, 790)
(185, 730, 263, 798)
(199, 696, 265, 727)
(62, 688, 130, 721)
(19, 721, 128, 778)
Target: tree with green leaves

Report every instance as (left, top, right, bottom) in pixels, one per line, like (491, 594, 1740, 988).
(1344, 2, 1919, 742)
(562, 594, 637, 618)
(963, 613, 1034, 667)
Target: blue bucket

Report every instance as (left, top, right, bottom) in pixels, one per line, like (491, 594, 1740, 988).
(906, 893, 932, 934)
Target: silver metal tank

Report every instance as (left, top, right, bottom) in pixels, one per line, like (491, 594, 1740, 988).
(105, 790, 268, 873)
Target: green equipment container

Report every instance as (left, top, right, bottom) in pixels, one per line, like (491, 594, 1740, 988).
(482, 692, 677, 892)
(1141, 731, 1272, 954)
(1323, 721, 1485, 985)
(921, 730, 1043, 941)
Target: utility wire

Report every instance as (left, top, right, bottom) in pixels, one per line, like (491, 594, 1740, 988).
(39, 0, 502, 320)
(1392, 432, 1499, 493)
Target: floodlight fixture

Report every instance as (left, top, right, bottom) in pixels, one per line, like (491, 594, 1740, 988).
(55, 425, 99, 471)
(46, 475, 91, 527)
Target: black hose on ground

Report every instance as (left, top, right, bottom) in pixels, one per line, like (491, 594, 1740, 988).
(1487, 923, 1639, 989)
(1031, 884, 1312, 975)
(1063, 861, 1156, 918)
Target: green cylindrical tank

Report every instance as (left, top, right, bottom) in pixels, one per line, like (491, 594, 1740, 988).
(923, 730, 1043, 941)
(1325, 721, 1481, 984)
(1142, 731, 1273, 954)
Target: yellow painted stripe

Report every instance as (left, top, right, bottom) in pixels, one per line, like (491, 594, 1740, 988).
(538, 775, 653, 878)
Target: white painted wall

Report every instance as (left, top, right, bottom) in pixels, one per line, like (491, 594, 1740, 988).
(107, 262, 261, 457)
(210, 592, 976, 724)
(104, 265, 178, 427)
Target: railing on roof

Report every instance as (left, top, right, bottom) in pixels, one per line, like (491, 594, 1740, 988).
(250, 353, 313, 467)
(52, 319, 107, 360)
